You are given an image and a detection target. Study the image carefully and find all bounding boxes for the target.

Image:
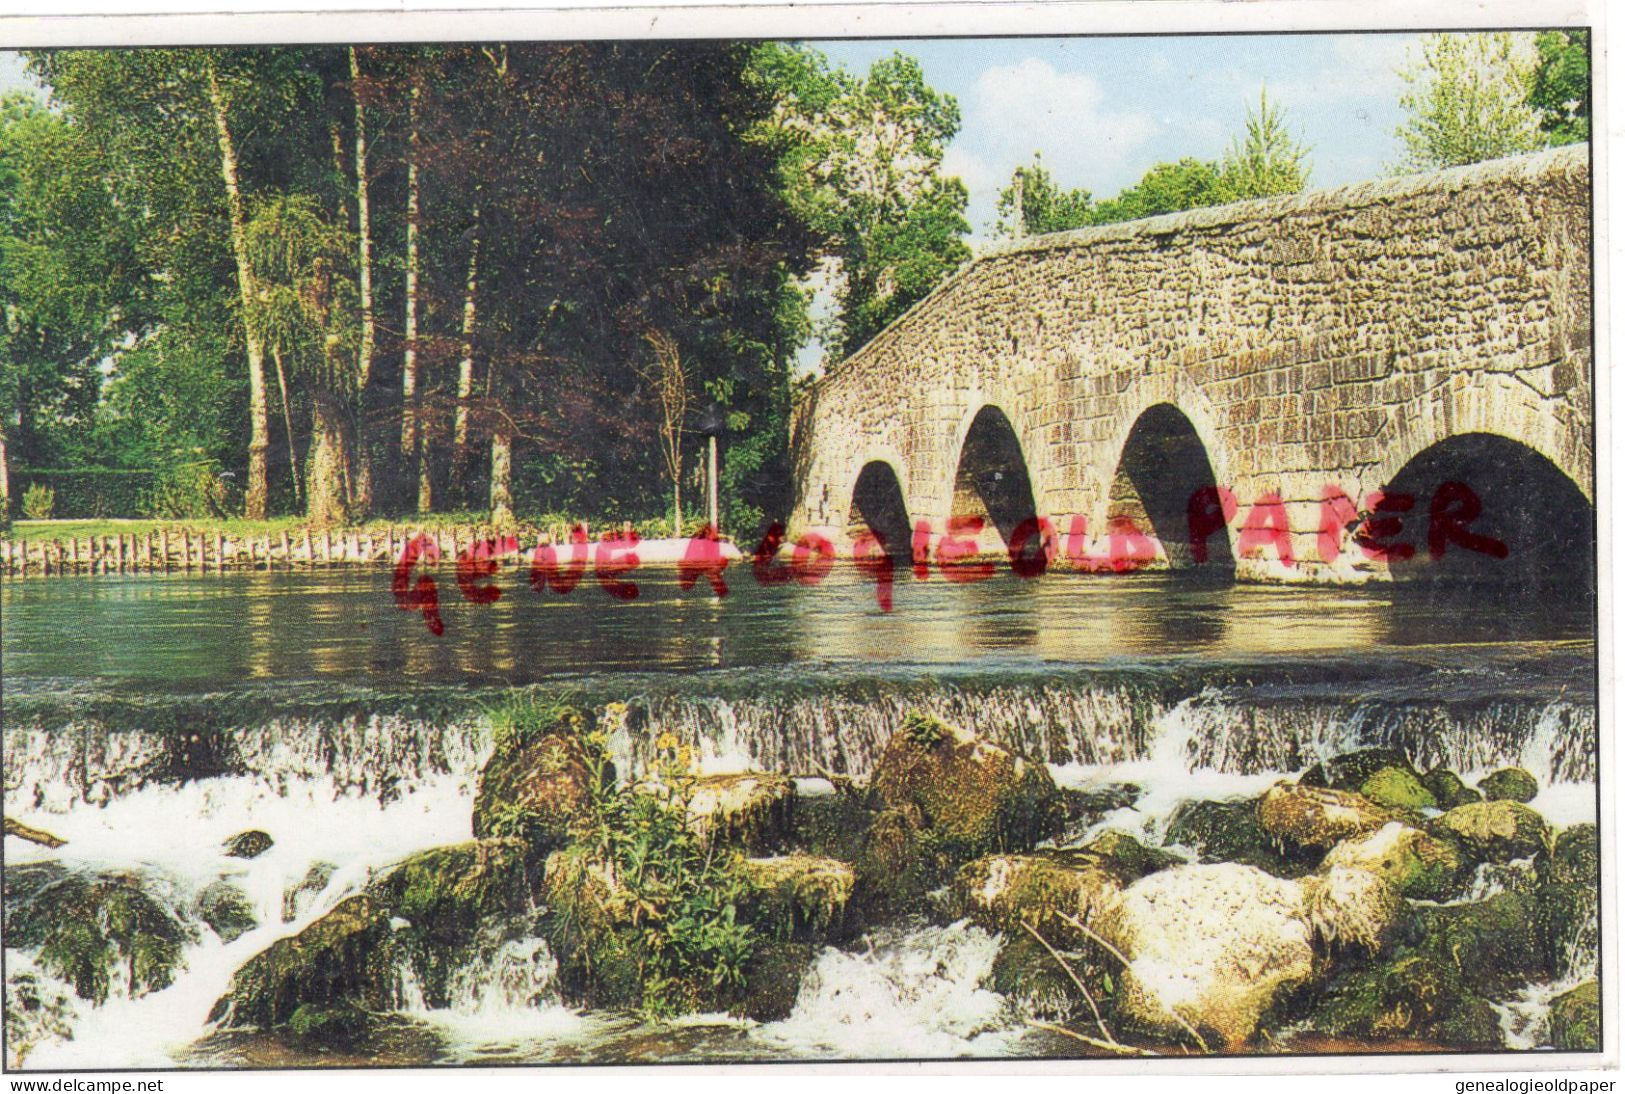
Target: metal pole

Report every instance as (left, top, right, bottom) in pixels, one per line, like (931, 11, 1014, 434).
(708, 433, 719, 532)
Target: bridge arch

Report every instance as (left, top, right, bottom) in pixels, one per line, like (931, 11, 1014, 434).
(846, 459, 913, 558)
(1107, 401, 1235, 573)
(1378, 431, 1592, 603)
(949, 404, 1040, 546)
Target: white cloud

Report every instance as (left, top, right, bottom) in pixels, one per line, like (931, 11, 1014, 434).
(955, 57, 1157, 199)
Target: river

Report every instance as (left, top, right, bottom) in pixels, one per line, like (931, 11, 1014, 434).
(0, 567, 1599, 1066)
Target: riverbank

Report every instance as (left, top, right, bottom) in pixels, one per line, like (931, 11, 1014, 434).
(0, 521, 741, 577)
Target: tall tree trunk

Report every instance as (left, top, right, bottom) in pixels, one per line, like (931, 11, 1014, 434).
(0, 416, 11, 532)
(307, 389, 357, 527)
(272, 346, 302, 505)
(205, 58, 270, 520)
(401, 80, 427, 511)
(350, 47, 376, 390)
(673, 476, 682, 539)
(452, 203, 481, 498)
(490, 425, 513, 526)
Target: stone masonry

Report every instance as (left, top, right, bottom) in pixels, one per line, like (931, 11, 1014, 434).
(788, 145, 1592, 582)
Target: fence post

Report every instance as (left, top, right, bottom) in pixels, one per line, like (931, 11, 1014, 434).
(280, 530, 290, 569)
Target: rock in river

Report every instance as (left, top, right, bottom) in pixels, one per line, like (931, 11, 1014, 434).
(1257, 782, 1396, 852)
(870, 712, 1062, 858)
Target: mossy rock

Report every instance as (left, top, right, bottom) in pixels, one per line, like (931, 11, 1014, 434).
(539, 847, 643, 1011)
(1358, 767, 1436, 812)
(870, 714, 1062, 859)
(286, 1002, 370, 1047)
(1420, 766, 1481, 810)
(989, 934, 1108, 1022)
(366, 839, 531, 940)
(1432, 801, 1551, 863)
(1478, 767, 1539, 804)
(223, 830, 274, 860)
(5, 869, 195, 1005)
(852, 807, 933, 916)
(197, 880, 258, 944)
(1532, 881, 1598, 982)
(1057, 783, 1143, 840)
(1300, 749, 1416, 791)
(788, 787, 874, 862)
(1080, 830, 1183, 878)
(736, 940, 816, 1022)
(1257, 782, 1397, 853)
(282, 862, 337, 923)
(1547, 823, 1599, 885)
(686, 773, 795, 854)
(472, 729, 601, 853)
(1164, 797, 1311, 877)
(1307, 953, 1501, 1048)
(208, 895, 397, 1028)
(1320, 822, 1467, 902)
(741, 855, 855, 941)
(1408, 891, 1547, 996)
(953, 850, 1126, 941)
(1549, 980, 1601, 1050)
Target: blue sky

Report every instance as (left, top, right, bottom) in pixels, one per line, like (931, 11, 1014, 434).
(815, 33, 1423, 236)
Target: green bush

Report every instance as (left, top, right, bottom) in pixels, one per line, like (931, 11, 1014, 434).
(566, 722, 760, 1017)
(21, 483, 54, 521)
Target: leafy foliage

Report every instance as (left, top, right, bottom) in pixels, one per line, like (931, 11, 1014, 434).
(1395, 32, 1545, 171)
(1529, 30, 1589, 146)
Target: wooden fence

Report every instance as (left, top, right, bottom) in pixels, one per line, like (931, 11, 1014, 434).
(0, 525, 577, 577)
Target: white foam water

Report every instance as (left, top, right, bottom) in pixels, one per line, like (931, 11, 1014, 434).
(11, 769, 477, 1068)
(757, 921, 1019, 1059)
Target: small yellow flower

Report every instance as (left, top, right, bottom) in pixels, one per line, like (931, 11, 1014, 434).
(655, 732, 679, 753)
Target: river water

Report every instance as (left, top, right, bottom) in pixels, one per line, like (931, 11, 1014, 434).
(0, 567, 1600, 1066)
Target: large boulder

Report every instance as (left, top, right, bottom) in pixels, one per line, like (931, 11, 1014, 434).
(4, 867, 195, 1005)
(1420, 766, 1482, 809)
(740, 854, 855, 941)
(1096, 863, 1316, 1049)
(852, 807, 932, 915)
(953, 832, 1179, 941)
(1408, 891, 1547, 996)
(1299, 749, 1415, 791)
(207, 895, 396, 1028)
(1432, 801, 1551, 863)
(1164, 797, 1311, 877)
(989, 934, 1099, 1021)
(870, 713, 1061, 858)
(1319, 822, 1467, 902)
(472, 730, 600, 853)
(1478, 767, 1539, 804)
(1548, 980, 1601, 1050)
(1095, 863, 1398, 1050)
(1547, 823, 1599, 885)
(1307, 953, 1502, 1048)
(1357, 767, 1436, 812)
(210, 838, 532, 1027)
(686, 773, 794, 853)
(1257, 783, 1396, 853)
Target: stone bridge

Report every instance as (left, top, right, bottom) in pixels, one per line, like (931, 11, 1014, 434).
(788, 144, 1592, 591)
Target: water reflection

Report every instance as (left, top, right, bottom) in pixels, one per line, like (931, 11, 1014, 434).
(0, 561, 1595, 688)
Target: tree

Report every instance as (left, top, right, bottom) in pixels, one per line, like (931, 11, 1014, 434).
(1529, 30, 1589, 146)
(1395, 32, 1545, 171)
(994, 154, 1093, 238)
(640, 329, 689, 534)
(1091, 158, 1225, 224)
(752, 45, 970, 359)
(1216, 88, 1310, 201)
(243, 195, 362, 526)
